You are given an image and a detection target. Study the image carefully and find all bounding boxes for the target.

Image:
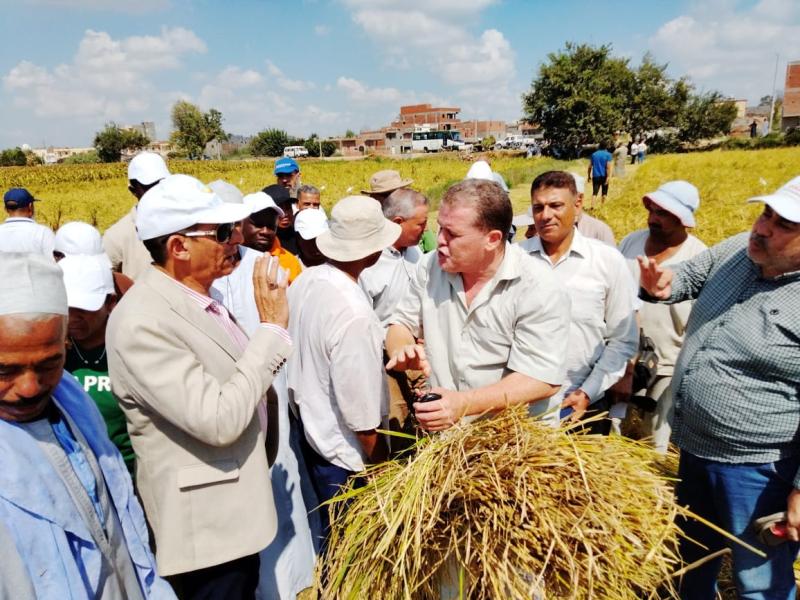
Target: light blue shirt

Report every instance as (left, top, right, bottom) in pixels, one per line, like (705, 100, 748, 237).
(0, 372, 175, 599)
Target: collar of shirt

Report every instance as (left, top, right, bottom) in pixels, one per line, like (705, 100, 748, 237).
(270, 236, 285, 256)
(444, 242, 523, 307)
(3, 217, 35, 224)
(522, 229, 588, 267)
(154, 269, 223, 314)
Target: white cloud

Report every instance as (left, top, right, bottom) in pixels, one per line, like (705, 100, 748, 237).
(336, 76, 412, 105)
(265, 60, 315, 92)
(314, 24, 330, 36)
(342, 0, 519, 120)
(3, 27, 206, 121)
(648, 0, 800, 102)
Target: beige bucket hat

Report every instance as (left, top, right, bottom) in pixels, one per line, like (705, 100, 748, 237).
(361, 170, 414, 195)
(316, 195, 401, 261)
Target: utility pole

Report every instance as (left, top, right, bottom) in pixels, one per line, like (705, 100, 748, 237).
(768, 53, 780, 135)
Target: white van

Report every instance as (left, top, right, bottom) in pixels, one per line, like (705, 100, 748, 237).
(283, 146, 309, 158)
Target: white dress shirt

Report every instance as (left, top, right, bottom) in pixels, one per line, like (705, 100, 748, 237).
(0, 217, 55, 256)
(359, 245, 422, 329)
(391, 244, 571, 424)
(520, 230, 638, 403)
(287, 264, 388, 472)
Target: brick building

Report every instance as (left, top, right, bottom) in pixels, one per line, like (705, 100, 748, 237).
(782, 61, 800, 131)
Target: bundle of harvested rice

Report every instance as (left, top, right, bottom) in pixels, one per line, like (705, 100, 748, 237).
(318, 407, 686, 599)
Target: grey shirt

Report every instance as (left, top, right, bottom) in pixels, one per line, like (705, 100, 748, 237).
(654, 233, 800, 481)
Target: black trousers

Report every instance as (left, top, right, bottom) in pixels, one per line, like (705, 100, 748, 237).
(168, 553, 260, 600)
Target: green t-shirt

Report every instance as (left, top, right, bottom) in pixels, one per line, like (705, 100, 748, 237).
(419, 229, 437, 253)
(65, 343, 135, 476)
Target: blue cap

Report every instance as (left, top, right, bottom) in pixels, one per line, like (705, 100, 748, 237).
(274, 157, 299, 175)
(4, 188, 38, 208)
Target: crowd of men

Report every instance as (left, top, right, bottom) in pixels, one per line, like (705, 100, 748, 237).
(1, 150, 799, 600)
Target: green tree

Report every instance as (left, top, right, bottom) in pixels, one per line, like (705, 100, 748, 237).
(321, 140, 337, 157)
(625, 54, 688, 138)
(249, 128, 291, 157)
(772, 98, 783, 132)
(522, 43, 634, 156)
(63, 150, 101, 164)
(481, 135, 496, 150)
(170, 101, 228, 159)
(304, 135, 321, 157)
(345, 129, 356, 138)
(676, 92, 737, 143)
(0, 147, 28, 166)
(93, 123, 149, 163)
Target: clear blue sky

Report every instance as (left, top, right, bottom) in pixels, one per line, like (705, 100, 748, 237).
(1, 0, 797, 148)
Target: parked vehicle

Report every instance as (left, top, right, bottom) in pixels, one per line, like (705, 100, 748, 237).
(411, 130, 465, 152)
(283, 145, 309, 158)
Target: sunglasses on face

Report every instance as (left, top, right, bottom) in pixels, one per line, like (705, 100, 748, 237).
(181, 222, 236, 244)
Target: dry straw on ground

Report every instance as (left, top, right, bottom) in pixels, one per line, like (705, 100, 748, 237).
(317, 408, 687, 599)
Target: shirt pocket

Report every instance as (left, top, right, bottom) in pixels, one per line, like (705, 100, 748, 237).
(758, 301, 800, 379)
(177, 459, 240, 491)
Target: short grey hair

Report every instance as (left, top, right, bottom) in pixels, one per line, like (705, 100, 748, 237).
(297, 184, 320, 197)
(382, 188, 429, 220)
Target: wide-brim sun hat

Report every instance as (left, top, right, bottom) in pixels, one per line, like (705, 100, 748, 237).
(643, 180, 699, 228)
(747, 175, 800, 223)
(316, 195, 401, 261)
(136, 174, 252, 241)
(362, 170, 414, 195)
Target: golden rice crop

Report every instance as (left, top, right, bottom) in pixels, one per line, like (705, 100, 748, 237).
(317, 408, 689, 600)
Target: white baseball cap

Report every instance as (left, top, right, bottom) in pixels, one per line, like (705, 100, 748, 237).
(747, 175, 800, 223)
(59, 254, 115, 312)
(570, 172, 586, 195)
(644, 180, 700, 228)
(294, 207, 329, 240)
(465, 161, 509, 192)
(243, 192, 285, 218)
(316, 196, 401, 261)
(208, 179, 244, 205)
(136, 174, 252, 240)
(128, 152, 170, 186)
(54, 221, 104, 256)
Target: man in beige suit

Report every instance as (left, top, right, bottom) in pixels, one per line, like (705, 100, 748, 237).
(106, 174, 291, 599)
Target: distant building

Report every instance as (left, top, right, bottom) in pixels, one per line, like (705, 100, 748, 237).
(124, 121, 157, 142)
(330, 103, 514, 156)
(31, 146, 95, 164)
(782, 61, 800, 131)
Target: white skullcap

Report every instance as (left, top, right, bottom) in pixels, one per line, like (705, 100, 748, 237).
(0, 253, 67, 316)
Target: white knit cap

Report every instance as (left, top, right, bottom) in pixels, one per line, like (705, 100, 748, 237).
(0, 252, 67, 316)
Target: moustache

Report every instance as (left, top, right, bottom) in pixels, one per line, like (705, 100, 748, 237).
(0, 392, 51, 413)
(750, 234, 767, 249)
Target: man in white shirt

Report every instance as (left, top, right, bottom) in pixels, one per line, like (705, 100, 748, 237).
(521, 171, 638, 431)
(359, 188, 428, 442)
(618, 180, 706, 452)
(103, 152, 170, 280)
(386, 179, 571, 431)
(0, 188, 55, 255)
(287, 195, 400, 544)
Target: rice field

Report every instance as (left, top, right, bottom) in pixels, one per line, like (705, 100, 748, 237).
(1, 147, 795, 249)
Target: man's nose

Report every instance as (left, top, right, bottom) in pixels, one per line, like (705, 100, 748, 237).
(14, 369, 44, 400)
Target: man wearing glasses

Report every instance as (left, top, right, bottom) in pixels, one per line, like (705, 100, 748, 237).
(106, 174, 292, 599)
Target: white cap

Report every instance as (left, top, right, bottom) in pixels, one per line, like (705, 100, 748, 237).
(136, 174, 252, 241)
(243, 192, 285, 218)
(208, 180, 244, 205)
(644, 180, 700, 227)
(127, 152, 170, 186)
(570, 172, 586, 194)
(512, 206, 534, 228)
(59, 254, 115, 312)
(0, 252, 67, 316)
(316, 196, 401, 261)
(465, 160, 508, 192)
(747, 175, 800, 223)
(294, 207, 329, 240)
(54, 221, 103, 256)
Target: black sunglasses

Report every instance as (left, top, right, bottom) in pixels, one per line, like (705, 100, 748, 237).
(182, 222, 236, 244)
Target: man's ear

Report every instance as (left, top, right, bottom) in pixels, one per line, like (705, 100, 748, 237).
(166, 234, 191, 263)
(392, 216, 405, 225)
(486, 229, 505, 249)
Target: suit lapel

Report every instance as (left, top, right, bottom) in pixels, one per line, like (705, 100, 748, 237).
(141, 267, 240, 360)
